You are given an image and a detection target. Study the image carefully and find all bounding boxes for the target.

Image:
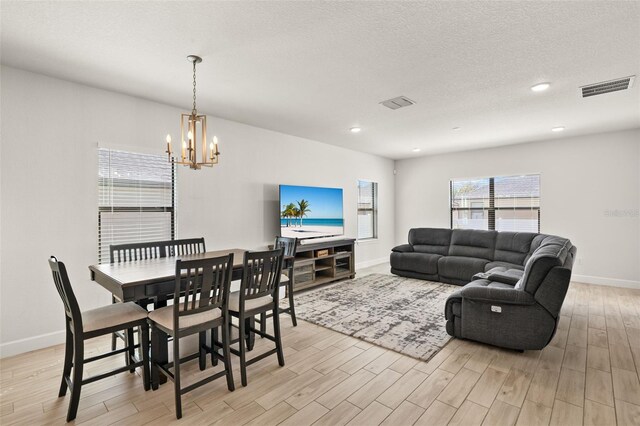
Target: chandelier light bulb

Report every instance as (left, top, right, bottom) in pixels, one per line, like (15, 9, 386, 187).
(187, 130, 193, 141)
(166, 134, 172, 143)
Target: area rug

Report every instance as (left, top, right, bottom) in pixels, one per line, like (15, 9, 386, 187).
(285, 273, 459, 362)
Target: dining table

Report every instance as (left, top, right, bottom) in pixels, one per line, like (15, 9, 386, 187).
(88, 248, 254, 384)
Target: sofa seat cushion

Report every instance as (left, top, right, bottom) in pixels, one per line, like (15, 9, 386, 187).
(390, 252, 442, 275)
(485, 261, 524, 272)
(488, 282, 515, 290)
(438, 256, 489, 282)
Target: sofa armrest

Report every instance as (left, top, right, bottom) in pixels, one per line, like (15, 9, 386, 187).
(392, 244, 414, 253)
(461, 285, 535, 306)
(486, 272, 520, 286)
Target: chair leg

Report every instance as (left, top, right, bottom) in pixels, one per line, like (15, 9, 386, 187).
(126, 328, 136, 373)
(198, 331, 206, 371)
(67, 333, 84, 422)
(58, 320, 73, 397)
(140, 324, 150, 392)
(111, 296, 118, 351)
(222, 318, 235, 391)
(288, 278, 297, 327)
(238, 315, 247, 387)
(260, 312, 267, 335)
(150, 325, 160, 391)
(211, 326, 219, 366)
(173, 332, 182, 419)
(273, 306, 285, 367)
(245, 317, 255, 351)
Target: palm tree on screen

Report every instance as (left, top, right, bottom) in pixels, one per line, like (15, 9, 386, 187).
(282, 203, 297, 227)
(292, 207, 301, 227)
(297, 199, 311, 227)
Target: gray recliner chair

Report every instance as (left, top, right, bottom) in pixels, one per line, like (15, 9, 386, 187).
(444, 236, 576, 350)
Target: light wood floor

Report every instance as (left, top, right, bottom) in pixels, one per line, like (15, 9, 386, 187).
(2, 275, 640, 425)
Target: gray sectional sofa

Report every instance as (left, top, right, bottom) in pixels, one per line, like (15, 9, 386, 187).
(391, 228, 576, 350)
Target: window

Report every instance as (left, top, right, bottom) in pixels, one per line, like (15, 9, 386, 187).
(357, 180, 378, 239)
(450, 174, 540, 232)
(98, 148, 176, 263)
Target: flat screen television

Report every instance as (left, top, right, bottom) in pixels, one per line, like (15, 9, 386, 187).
(279, 184, 344, 240)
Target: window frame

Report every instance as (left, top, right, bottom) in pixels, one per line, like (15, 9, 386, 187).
(449, 174, 540, 233)
(357, 179, 378, 241)
(97, 148, 176, 263)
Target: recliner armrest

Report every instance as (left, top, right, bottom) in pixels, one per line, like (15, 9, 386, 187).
(486, 272, 520, 286)
(461, 285, 535, 306)
(392, 244, 414, 253)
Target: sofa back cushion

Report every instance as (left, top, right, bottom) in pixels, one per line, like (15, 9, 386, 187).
(517, 236, 572, 294)
(448, 229, 497, 260)
(524, 234, 548, 264)
(493, 232, 538, 265)
(409, 228, 452, 256)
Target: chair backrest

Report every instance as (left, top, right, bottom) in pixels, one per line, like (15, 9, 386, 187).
(110, 241, 166, 263)
(274, 236, 297, 257)
(240, 248, 284, 302)
(165, 238, 206, 257)
(48, 256, 83, 330)
(110, 237, 206, 263)
(173, 253, 233, 330)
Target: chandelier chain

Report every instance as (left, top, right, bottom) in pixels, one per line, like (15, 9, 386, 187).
(192, 61, 197, 115)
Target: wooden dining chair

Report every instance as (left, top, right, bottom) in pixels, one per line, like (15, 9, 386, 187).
(148, 254, 235, 419)
(227, 248, 285, 387)
(48, 256, 150, 422)
(259, 236, 298, 334)
(109, 241, 165, 359)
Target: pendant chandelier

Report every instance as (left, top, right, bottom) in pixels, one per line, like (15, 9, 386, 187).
(165, 55, 220, 169)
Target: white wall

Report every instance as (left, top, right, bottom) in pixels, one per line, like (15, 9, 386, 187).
(0, 66, 395, 357)
(395, 129, 640, 287)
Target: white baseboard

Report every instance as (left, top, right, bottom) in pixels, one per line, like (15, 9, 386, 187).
(572, 274, 640, 289)
(356, 257, 389, 270)
(0, 329, 66, 359)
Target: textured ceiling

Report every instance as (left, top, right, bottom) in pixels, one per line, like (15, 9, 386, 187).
(2, 1, 639, 159)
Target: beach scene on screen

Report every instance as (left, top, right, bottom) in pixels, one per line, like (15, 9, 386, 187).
(280, 185, 344, 239)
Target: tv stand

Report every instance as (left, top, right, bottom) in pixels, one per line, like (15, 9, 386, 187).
(292, 238, 355, 292)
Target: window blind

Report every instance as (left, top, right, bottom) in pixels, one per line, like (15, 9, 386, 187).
(357, 180, 378, 239)
(450, 174, 540, 232)
(98, 148, 176, 263)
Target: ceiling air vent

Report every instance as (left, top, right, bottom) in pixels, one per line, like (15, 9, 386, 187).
(380, 96, 415, 110)
(580, 76, 635, 98)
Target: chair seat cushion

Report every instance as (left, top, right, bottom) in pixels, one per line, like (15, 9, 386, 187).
(228, 291, 274, 312)
(83, 302, 147, 333)
(148, 304, 222, 331)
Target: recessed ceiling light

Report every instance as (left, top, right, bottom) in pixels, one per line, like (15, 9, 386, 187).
(412, 148, 421, 152)
(350, 127, 361, 133)
(452, 127, 461, 131)
(531, 82, 551, 92)
(551, 126, 565, 132)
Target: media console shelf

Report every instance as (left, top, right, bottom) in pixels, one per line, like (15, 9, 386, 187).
(292, 238, 355, 292)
